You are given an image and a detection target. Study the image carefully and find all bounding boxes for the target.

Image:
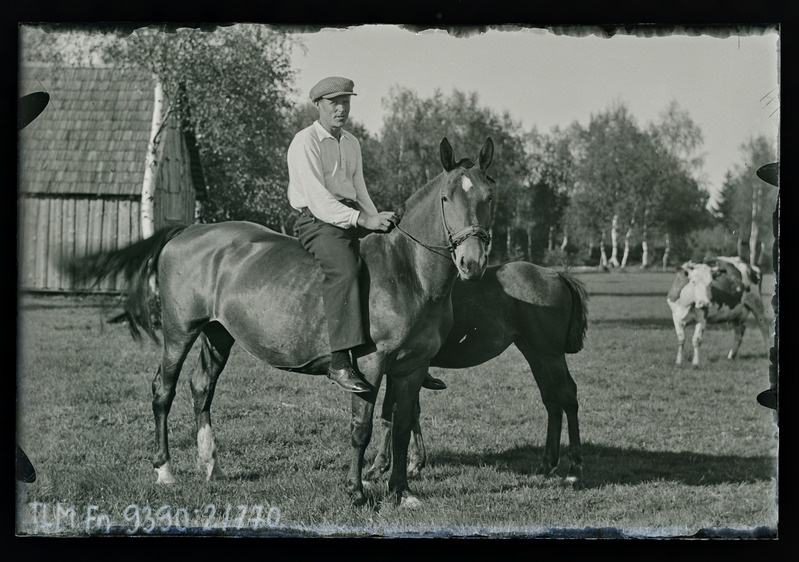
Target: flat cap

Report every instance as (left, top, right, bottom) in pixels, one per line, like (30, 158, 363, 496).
(310, 76, 357, 102)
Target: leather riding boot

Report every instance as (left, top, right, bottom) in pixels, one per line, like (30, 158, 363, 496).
(421, 372, 447, 391)
(327, 365, 371, 393)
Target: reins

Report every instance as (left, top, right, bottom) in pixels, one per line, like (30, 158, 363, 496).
(391, 189, 491, 261)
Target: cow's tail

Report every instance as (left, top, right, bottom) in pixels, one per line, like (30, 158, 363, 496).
(557, 270, 589, 354)
(62, 225, 188, 343)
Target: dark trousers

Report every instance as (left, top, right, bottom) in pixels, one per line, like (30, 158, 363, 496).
(294, 212, 369, 353)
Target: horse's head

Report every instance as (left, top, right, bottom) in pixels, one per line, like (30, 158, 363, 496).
(438, 137, 495, 281)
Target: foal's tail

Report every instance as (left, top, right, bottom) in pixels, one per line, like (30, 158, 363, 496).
(557, 271, 589, 354)
(62, 225, 188, 343)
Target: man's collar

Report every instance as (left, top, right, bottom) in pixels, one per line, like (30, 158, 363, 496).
(313, 120, 351, 142)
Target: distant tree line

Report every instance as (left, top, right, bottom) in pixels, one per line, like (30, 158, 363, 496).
(20, 24, 777, 271)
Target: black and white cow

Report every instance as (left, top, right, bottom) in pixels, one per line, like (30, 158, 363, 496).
(666, 256, 771, 366)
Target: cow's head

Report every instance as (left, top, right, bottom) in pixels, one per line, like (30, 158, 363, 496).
(681, 261, 713, 310)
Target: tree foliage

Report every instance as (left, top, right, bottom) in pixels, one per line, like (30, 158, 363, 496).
(19, 25, 775, 269)
(102, 25, 300, 231)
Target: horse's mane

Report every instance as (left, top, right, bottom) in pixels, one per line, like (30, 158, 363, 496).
(396, 158, 473, 217)
(396, 171, 445, 217)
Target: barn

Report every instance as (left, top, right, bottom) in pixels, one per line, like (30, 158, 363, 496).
(18, 63, 207, 293)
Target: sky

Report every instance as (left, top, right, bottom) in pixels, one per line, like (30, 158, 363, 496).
(286, 25, 780, 204)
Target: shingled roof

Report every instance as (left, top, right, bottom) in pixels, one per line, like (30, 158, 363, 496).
(18, 64, 198, 197)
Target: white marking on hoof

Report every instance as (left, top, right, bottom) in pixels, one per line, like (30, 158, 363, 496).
(197, 426, 225, 481)
(206, 463, 226, 481)
(400, 495, 422, 509)
(461, 176, 473, 193)
(565, 475, 579, 485)
(155, 462, 176, 484)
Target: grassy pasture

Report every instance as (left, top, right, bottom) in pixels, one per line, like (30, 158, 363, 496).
(15, 270, 778, 538)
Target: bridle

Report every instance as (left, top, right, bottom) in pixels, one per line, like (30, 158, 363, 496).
(392, 182, 492, 261)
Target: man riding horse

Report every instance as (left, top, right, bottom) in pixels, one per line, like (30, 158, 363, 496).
(288, 76, 447, 393)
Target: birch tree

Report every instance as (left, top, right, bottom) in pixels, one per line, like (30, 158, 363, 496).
(103, 24, 299, 230)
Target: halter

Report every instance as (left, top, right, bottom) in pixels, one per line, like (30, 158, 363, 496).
(392, 184, 492, 261)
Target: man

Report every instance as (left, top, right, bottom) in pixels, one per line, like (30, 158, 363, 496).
(288, 76, 446, 392)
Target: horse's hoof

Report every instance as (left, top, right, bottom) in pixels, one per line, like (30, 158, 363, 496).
(407, 466, 423, 480)
(364, 464, 389, 482)
(205, 464, 226, 481)
(399, 494, 422, 509)
(349, 490, 367, 507)
(154, 463, 176, 484)
(536, 463, 557, 477)
(565, 464, 583, 485)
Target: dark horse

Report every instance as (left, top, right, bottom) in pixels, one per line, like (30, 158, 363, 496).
(66, 137, 495, 507)
(366, 261, 588, 483)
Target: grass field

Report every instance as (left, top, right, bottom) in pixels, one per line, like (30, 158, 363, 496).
(15, 269, 778, 538)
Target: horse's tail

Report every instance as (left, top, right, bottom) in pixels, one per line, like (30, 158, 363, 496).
(62, 225, 188, 343)
(557, 270, 589, 354)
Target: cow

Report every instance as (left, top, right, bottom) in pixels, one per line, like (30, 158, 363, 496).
(666, 256, 771, 366)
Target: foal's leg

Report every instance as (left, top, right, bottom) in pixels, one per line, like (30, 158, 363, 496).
(152, 332, 197, 484)
(364, 378, 394, 481)
(407, 394, 427, 479)
(562, 364, 582, 483)
(190, 322, 235, 481)
(346, 375, 382, 507)
(364, 381, 426, 480)
(519, 347, 564, 478)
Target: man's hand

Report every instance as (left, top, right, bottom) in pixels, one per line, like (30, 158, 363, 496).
(358, 211, 400, 232)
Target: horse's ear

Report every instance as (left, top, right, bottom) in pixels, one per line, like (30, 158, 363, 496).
(440, 137, 456, 171)
(479, 137, 494, 171)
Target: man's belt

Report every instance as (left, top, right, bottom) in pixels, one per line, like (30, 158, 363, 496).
(297, 199, 358, 216)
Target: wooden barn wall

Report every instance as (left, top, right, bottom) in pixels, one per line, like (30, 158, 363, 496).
(18, 195, 141, 293)
(154, 125, 197, 229)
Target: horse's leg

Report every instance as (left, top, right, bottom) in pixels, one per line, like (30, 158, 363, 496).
(190, 322, 235, 481)
(364, 377, 394, 481)
(407, 393, 426, 479)
(346, 376, 382, 506)
(364, 380, 426, 480)
(727, 321, 746, 360)
(387, 368, 426, 508)
(691, 315, 706, 367)
(152, 331, 198, 484)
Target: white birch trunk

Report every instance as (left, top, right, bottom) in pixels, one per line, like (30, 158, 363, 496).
(640, 210, 649, 269)
(609, 213, 620, 267)
(561, 229, 568, 251)
(621, 226, 632, 268)
(662, 232, 671, 270)
(527, 226, 533, 262)
(599, 230, 609, 269)
(141, 77, 164, 239)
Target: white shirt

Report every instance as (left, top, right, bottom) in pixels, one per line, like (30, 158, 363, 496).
(287, 121, 379, 228)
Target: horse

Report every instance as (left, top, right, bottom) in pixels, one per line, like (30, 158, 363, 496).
(365, 261, 588, 484)
(65, 137, 495, 507)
